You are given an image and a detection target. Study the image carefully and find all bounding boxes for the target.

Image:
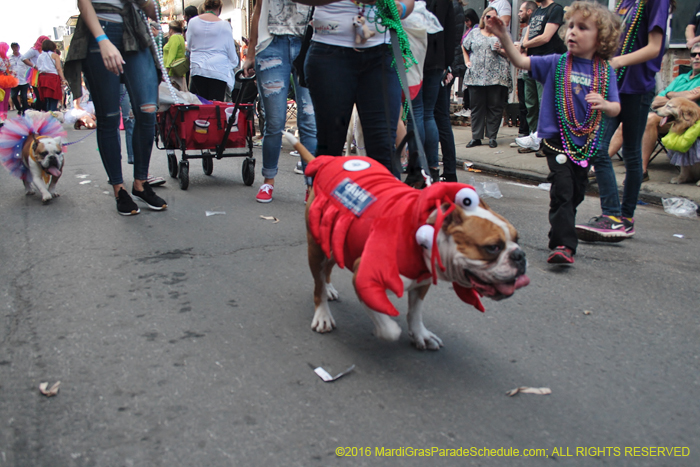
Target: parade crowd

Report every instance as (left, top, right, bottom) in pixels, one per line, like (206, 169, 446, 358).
(1, 0, 697, 265)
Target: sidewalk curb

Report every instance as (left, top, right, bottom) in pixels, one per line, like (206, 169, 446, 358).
(457, 157, 682, 208)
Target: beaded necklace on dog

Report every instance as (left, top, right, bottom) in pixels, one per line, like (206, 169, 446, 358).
(551, 52, 611, 167)
(614, 0, 644, 84)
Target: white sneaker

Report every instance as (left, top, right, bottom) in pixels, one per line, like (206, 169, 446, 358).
(516, 132, 541, 151)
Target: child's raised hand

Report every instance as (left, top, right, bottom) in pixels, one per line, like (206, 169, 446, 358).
(484, 15, 506, 37)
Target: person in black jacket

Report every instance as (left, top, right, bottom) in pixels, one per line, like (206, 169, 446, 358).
(407, 0, 455, 182)
(435, 0, 462, 181)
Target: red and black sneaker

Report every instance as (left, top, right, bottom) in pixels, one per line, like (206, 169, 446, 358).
(547, 246, 574, 264)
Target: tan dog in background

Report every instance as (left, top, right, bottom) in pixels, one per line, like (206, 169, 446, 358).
(656, 98, 700, 186)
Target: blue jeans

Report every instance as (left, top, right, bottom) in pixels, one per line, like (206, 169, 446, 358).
(305, 42, 400, 174)
(255, 35, 316, 180)
(593, 91, 654, 218)
(406, 69, 442, 169)
(119, 84, 135, 164)
(421, 69, 442, 169)
(83, 20, 158, 185)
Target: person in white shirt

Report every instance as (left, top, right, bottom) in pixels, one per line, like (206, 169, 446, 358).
(296, 0, 415, 174)
(186, 0, 240, 101)
(9, 43, 30, 116)
(489, 0, 511, 27)
(36, 40, 68, 112)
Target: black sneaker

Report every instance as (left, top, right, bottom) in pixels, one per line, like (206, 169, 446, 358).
(622, 217, 635, 236)
(132, 182, 167, 211)
(116, 187, 140, 216)
(547, 246, 574, 264)
(575, 215, 630, 242)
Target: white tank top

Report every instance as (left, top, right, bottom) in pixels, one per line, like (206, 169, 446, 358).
(37, 51, 58, 74)
(312, 1, 389, 48)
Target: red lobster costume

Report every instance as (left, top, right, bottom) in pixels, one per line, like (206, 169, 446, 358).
(305, 156, 485, 317)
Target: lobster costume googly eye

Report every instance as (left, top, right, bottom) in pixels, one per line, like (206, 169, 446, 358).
(455, 187, 479, 212)
(415, 224, 435, 250)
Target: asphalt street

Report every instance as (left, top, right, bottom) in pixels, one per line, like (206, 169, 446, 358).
(0, 124, 699, 466)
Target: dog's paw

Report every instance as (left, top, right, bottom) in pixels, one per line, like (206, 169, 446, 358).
(696, 180, 700, 187)
(25, 189, 36, 196)
(326, 283, 339, 301)
(41, 195, 53, 203)
(51, 192, 60, 198)
(311, 304, 336, 333)
(373, 319, 402, 342)
(409, 328, 444, 351)
(670, 177, 681, 184)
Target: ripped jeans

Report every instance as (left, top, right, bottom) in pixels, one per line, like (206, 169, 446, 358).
(83, 20, 158, 185)
(255, 35, 317, 179)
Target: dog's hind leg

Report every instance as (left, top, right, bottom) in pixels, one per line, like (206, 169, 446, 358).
(406, 283, 443, 350)
(309, 232, 336, 333)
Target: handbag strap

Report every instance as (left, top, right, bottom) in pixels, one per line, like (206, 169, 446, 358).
(389, 28, 431, 186)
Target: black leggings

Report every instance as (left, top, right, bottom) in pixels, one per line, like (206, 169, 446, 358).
(189, 75, 227, 101)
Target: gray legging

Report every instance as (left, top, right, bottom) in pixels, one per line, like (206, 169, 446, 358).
(468, 85, 508, 141)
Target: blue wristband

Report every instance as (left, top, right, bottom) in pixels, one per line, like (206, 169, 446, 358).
(399, 2, 406, 19)
(95, 34, 108, 43)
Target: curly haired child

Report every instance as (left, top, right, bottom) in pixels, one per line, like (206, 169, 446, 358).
(485, 1, 622, 265)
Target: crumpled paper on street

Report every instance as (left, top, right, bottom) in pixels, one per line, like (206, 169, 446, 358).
(39, 381, 61, 397)
(506, 386, 551, 397)
(313, 365, 355, 382)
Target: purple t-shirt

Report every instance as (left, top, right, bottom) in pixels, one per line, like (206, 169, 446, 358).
(531, 54, 620, 147)
(616, 0, 669, 94)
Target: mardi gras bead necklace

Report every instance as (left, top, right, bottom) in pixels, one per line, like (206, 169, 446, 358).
(553, 52, 611, 167)
(615, 0, 644, 84)
(369, 0, 417, 118)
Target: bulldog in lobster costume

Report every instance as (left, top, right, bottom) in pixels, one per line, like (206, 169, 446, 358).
(288, 135, 529, 350)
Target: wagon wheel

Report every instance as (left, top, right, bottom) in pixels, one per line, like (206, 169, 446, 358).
(202, 157, 213, 176)
(178, 160, 189, 190)
(167, 151, 178, 178)
(242, 157, 255, 186)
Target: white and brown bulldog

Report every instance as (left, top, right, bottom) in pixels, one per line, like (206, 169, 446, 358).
(287, 134, 529, 350)
(23, 135, 65, 202)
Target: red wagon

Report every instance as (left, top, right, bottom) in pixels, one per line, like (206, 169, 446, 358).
(155, 72, 257, 190)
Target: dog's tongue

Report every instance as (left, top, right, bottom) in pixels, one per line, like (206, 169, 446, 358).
(660, 116, 668, 127)
(493, 274, 530, 297)
(48, 167, 62, 178)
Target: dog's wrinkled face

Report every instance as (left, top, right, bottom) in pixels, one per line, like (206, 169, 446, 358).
(656, 98, 700, 135)
(431, 200, 529, 300)
(32, 137, 64, 179)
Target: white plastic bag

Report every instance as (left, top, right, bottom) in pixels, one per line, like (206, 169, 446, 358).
(468, 177, 503, 199)
(662, 197, 698, 218)
(158, 83, 202, 112)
